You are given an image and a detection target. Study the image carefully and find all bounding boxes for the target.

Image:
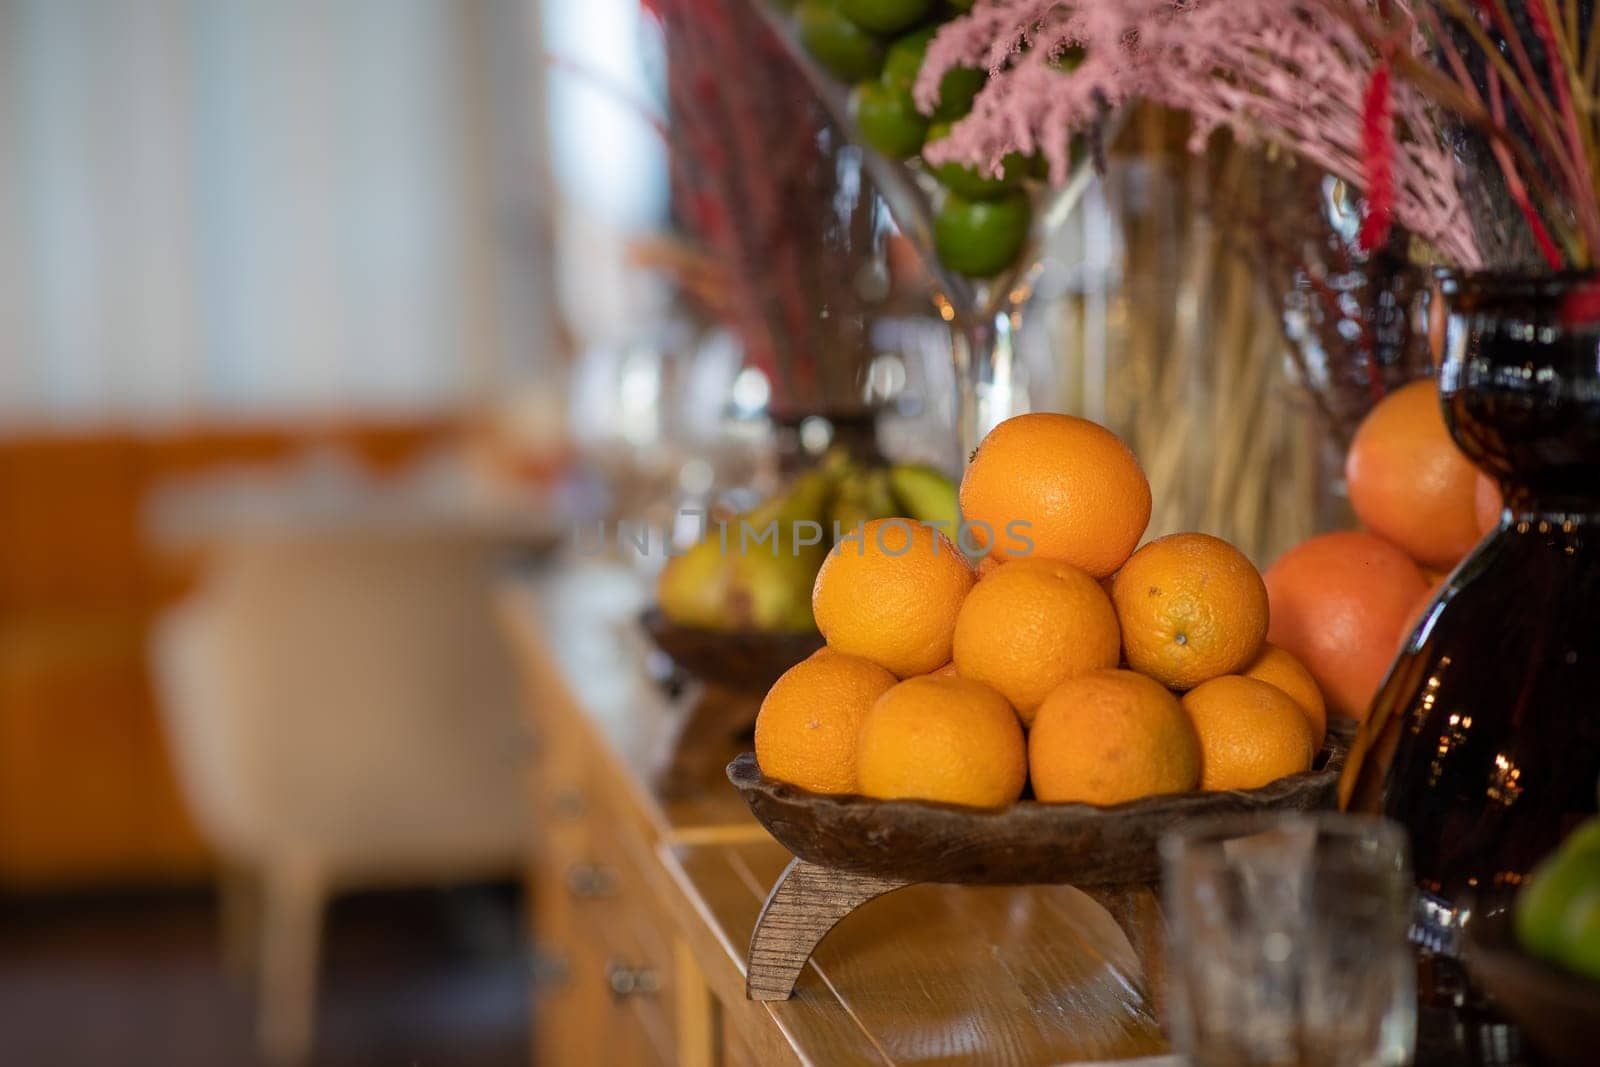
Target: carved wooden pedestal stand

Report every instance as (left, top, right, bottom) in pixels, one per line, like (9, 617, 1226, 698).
(728, 727, 1349, 1011)
(744, 858, 1166, 1011)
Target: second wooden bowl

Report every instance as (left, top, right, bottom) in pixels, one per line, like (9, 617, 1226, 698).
(728, 722, 1352, 887)
(638, 606, 824, 693)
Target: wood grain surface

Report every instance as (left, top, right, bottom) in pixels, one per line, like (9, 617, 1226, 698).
(742, 863, 1170, 1007)
(662, 838, 1170, 1065)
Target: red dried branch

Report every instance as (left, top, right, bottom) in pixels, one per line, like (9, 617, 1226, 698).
(1359, 60, 1397, 252)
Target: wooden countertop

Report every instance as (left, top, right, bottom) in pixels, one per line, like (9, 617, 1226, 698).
(498, 560, 1176, 1065)
(496, 563, 760, 845)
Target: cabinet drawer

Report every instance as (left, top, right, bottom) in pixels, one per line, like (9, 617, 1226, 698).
(579, 819, 677, 1062)
(531, 770, 677, 1062)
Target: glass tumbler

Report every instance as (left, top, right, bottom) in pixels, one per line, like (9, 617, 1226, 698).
(1160, 814, 1416, 1067)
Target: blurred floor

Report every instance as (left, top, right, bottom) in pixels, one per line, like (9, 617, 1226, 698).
(0, 883, 528, 1067)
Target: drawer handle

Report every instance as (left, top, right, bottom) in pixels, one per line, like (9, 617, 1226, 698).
(528, 945, 570, 990)
(605, 960, 660, 999)
(565, 862, 618, 899)
(551, 787, 586, 819)
(509, 723, 540, 758)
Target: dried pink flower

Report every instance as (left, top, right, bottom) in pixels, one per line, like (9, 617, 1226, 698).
(917, 0, 1481, 267)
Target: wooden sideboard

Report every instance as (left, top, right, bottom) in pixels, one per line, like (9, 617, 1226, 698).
(497, 562, 1178, 1065)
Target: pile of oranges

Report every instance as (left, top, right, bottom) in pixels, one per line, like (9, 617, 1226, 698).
(755, 412, 1327, 810)
(1264, 380, 1499, 722)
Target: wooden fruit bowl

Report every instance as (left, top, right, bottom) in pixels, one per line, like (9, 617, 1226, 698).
(727, 722, 1351, 1001)
(638, 606, 823, 693)
(636, 607, 823, 800)
(729, 725, 1349, 886)
(1465, 908, 1600, 1067)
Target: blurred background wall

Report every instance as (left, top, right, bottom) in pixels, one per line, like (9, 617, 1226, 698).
(0, 0, 567, 421)
(0, 0, 661, 887)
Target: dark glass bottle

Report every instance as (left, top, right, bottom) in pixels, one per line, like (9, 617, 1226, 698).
(1341, 271, 1600, 956)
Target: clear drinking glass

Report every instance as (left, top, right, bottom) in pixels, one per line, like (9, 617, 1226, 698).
(1160, 814, 1416, 1067)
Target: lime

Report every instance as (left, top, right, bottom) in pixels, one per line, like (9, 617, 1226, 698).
(1025, 135, 1087, 180)
(840, 0, 932, 35)
(852, 80, 930, 159)
(882, 27, 985, 121)
(931, 66, 985, 121)
(1515, 846, 1600, 962)
(881, 26, 935, 86)
(925, 122, 1024, 198)
(934, 191, 1031, 277)
(1050, 45, 1085, 72)
(797, 0, 886, 81)
(930, 157, 1019, 200)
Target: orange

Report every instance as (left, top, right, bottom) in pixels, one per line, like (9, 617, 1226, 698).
(812, 518, 976, 677)
(951, 558, 1121, 724)
(1110, 532, 1269, 690)
(1346, 380, 1481, 569)
(856, 675, 1026, 807)
(927, 661, 959, 677)
(958, 413, 1151, 577)
(1240, 642, 1327, 751)
(1263, 531, 1429, 722)
(1028, 669, 1200, 804)
(1182, 675, 1315, 790)
(976, 554, 1004, 578)
(1475, 472, 1503, 536)
(754, 651, 897, 794)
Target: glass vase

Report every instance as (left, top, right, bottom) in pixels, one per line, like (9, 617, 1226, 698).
(751, 3, 1105, 463)
(1340, 271, 1600, 957)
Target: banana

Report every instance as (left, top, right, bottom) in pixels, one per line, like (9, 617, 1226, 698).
(888, 462, 961, 533)
(828, 467, 897, 536)
(725, 468, 831, 632)
(658, 459, 958, 632)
